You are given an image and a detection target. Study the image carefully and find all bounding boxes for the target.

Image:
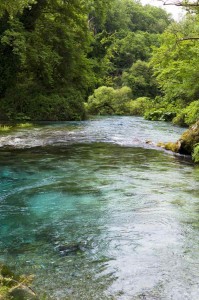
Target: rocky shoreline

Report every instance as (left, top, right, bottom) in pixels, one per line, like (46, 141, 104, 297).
(158, 121, 199, 163)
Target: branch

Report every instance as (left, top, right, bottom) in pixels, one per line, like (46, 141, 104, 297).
(179, 36, 199, 40)
(160, 0, 199, 7)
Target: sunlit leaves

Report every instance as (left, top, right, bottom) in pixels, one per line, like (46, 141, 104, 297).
(151, 15, 199, 102)
(0, 0, 36, 16)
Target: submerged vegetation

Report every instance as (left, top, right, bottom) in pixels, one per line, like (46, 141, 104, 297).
(0, 125, 11, 132)
(0, 122, 33, 133)
(0, 263, 38, 300)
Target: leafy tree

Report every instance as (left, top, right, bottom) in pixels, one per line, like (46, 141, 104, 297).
(151, 15, 199, 104)
(0, 0, 37, 17)
(0, 0, 96, 120)
(89, 0, 171, 88)
(122, 60, 159, 98)
(0, 0, 172, 120)
(124, 0, 172, 33)
(87, 85, 132, 115)
(103, 31, 162, 86)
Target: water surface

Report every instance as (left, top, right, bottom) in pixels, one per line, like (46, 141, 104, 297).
(0, 117, 198, 299)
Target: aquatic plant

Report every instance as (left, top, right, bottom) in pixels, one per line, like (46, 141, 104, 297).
(17, 122, 33, 128)
(0, 263, 38, 300)
(0, 125, 12, 132)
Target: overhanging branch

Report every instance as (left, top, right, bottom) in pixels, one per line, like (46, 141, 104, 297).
(159, 0, 199, 7)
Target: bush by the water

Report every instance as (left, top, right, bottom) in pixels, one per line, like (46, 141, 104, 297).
(1, 86, 85, 121)
(173, 100, 199, 126)
(144, 109, 176, 122)
(126, 97, 153, 116)
(192, 144, 199, 163)
(86, 86, 132, 115)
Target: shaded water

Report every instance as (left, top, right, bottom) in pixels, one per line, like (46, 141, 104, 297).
(0, 117, 199, 299)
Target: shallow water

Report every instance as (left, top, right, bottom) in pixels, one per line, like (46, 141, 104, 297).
(0, 116, 199, 299)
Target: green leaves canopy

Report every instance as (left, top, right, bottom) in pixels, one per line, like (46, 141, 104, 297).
(151, 15, 199, 103)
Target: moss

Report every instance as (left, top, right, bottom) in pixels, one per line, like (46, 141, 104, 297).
(157, 141, 179, 152)
(160, 121, 199, 162)
(0, 264, 37, 300)
(164, 142, 179, 152)
(178, 121, 199, 155)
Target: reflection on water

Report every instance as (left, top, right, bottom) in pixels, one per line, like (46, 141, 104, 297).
(0, 117, 199, 299)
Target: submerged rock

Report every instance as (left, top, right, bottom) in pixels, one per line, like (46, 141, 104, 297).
(56, 243, 84, 256)
(8, 284, 38, 300)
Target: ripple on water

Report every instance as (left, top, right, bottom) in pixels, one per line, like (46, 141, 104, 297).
(0, 117, 199, 299)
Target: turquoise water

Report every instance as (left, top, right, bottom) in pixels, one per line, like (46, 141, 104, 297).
(0, 117, 199, 299)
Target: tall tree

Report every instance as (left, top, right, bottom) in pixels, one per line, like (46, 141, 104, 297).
(0, 0, 36, 16)
(150, 14, 199, 103)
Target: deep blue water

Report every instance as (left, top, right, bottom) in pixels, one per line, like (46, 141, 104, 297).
(0, 117, 199, 299)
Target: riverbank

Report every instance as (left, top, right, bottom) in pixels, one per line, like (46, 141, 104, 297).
(158, 120, 199, 163)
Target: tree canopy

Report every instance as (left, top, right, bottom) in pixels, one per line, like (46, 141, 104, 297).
(0, 0, 173, 120)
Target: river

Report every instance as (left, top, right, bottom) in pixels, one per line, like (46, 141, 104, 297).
(0, 116, 199, 299)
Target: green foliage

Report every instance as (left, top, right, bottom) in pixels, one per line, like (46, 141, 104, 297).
(173, 100, 199, 126)
(0, 0, 36, 16)
(122, 60, 159, 99)
(140, 96, 183, 122)
(17, 122, 33, 128)
(104, 0, 171, 34)
(0, 125, 11, 132)
(126, 97, 153, 116)
(150, 15, 199, 104)
(102, 31, 161, 86)
(192, 144, 199, 163)
(28, 93, 85, 121)
(0, 0, 172, 121)
(2, 85, 85, 121)
(145, 109, 176, 122)
(0, 0, 98, 120)
(87, 86, 132, 115)
(89, 0, 171, 88)
(183, 100, 199, 125)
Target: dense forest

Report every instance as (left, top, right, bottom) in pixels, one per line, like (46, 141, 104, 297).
(0, 3, 199, 299)
(0, 0, 197, 125)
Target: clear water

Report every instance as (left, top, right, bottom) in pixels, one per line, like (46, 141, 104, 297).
(0, 116, 199, 300)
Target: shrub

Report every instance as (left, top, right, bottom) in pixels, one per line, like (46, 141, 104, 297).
(144, 108, 176, 121)
(184, 100, 199, 125)
(192, 144, 199, 163)
(0, 125, 12, 132)
(87, 86, 132, 115)
(0, 85, 85, 121)
(126, 97, 153, 115)
(173, 100, 199, 126)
